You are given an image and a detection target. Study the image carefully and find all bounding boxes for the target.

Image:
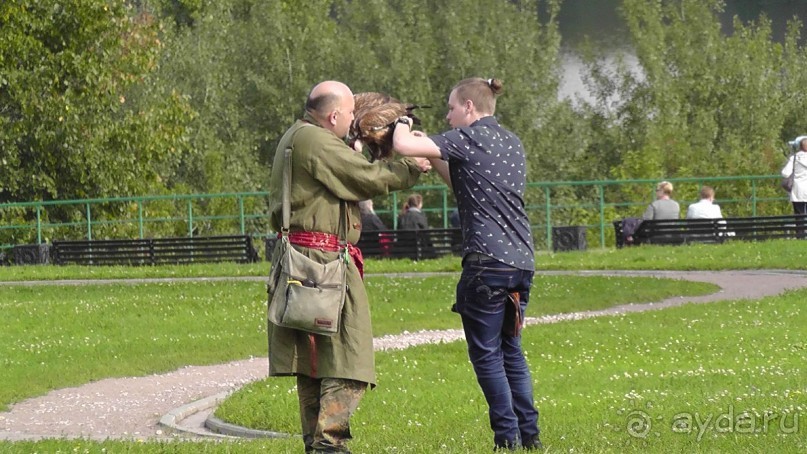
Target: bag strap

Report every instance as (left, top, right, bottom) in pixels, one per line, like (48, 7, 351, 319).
(281, 123, 309, 235)
(281, 123, 347, 246)
(281, 148, 292, 235)
(789, 151, 802, 174)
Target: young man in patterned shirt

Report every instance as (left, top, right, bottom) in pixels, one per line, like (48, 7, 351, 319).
(393, 77, 542, 451)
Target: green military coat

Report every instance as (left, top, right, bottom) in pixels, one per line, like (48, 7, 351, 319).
(267, 115, 422, 386)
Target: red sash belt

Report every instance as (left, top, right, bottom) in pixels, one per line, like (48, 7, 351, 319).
(282, 231, 364, 279)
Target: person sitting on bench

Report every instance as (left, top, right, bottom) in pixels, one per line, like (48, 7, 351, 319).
(643, 181, 680, 220)
(686, 186, 723, 219)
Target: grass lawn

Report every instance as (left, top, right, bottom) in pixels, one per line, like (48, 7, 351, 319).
(0, 274, 713, 411)
(219, 289, 807, 453)
(11, 284, 794, 453)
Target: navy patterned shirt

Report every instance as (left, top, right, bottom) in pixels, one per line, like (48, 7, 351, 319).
(430, 116, 534, 271)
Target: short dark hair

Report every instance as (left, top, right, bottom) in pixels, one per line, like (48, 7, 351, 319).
(305, 93, 339, 116)
(699, 186, 715, 199)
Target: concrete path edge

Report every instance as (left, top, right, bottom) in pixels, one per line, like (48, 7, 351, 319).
(158, 391, 294, 439)
(158, 392, 233, 439)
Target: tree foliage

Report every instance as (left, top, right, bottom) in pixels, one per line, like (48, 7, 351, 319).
(570, 0, 807, 217)
(146, 0, 565, 221)
(6, 0, 807, 242)
(0, 0, 194, 205)
(580, 0, 807, 181)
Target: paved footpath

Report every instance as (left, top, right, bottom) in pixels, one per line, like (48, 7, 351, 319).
(1, 270, 806, 442)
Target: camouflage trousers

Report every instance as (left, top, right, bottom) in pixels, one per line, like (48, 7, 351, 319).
(297, 375, 367, 453)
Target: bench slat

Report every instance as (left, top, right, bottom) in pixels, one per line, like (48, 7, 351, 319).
(357, 228, 462, 260)
(615, 215, 807, 247)
(52, 235, 258, 266)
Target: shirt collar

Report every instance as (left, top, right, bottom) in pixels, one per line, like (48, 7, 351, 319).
(469, 116, 499, 128)
(302, 111, 321, 126)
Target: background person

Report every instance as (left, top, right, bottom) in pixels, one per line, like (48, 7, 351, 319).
(686, 186, 723, 219)
(267, 80, 429, 453)
(358, 199, 386, 231)
(643, 181, 680, 220)
(449, 207, 461, 228)
(397, 193, 429, 230)
(782, 136, 807, 215)
(397, 193, 433, 259)
(358, 198, 391, 257)
(392, 77, 542, 451)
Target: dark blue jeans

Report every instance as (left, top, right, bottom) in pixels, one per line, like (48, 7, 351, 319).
(454, 257, 540, 448)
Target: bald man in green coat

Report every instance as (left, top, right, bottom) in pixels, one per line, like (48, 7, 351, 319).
(267, 80, 429, 453)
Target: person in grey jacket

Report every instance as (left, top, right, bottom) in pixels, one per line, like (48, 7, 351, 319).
(643, 181, 680, 220)
(782, 136, 807, 215)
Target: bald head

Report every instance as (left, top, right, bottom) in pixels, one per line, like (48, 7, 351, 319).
(305, 81, 355, 138)
(305, 81, 349, 117)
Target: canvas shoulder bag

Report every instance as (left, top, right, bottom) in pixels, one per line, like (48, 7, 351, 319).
(267, 129, 348, 336)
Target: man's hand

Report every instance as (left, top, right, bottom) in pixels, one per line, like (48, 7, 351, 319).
(414, 157, 432, 173)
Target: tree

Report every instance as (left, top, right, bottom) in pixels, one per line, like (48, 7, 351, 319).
(580, 0, 798, 179)
(328, 0, 567, 213)
(574, 0, 807, 215)
(0, 0, 194, 206)
(152, 0, 565, 211)
(152, 0, 345, 197)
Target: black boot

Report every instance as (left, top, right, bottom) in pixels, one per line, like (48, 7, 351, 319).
(523, 436, 544, 451)
(493, 440, 519, 451)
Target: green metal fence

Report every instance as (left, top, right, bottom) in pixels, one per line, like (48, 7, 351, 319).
(0, 192, 271, 252)
(0, 175, 790, 254)
(523, 174, 789, 250)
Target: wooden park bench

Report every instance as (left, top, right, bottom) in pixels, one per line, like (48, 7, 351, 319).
(356, 228, 463, 260)
(52, 235, 260, 266)
(613, 214, 807, 247)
